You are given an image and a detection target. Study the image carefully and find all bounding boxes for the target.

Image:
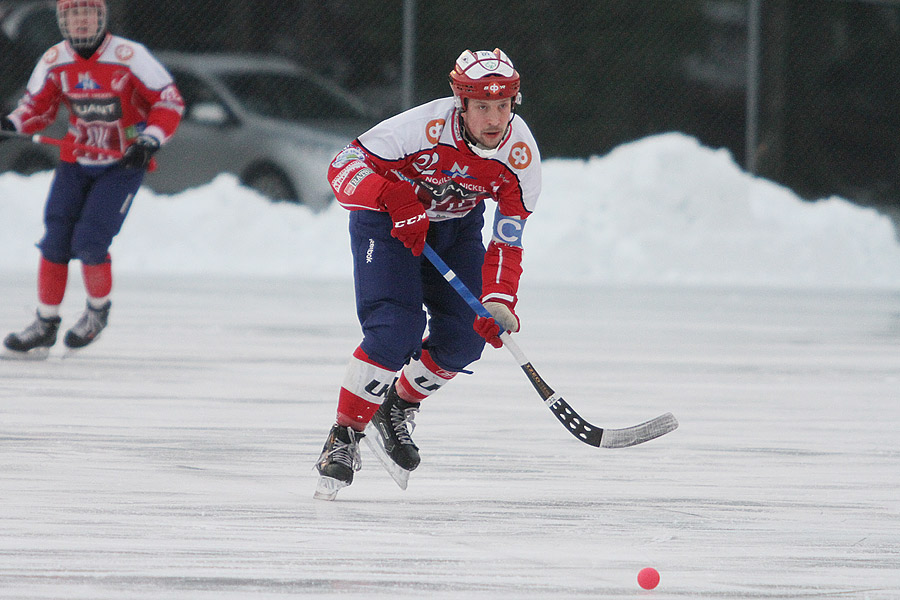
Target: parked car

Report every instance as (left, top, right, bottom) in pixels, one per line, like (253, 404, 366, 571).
(0, 0, 59, 166)
(0, 0, 56, 61)
(0, 0, 55, 103)
(1, 48, 377, 208)
(147, 51, 376, 208)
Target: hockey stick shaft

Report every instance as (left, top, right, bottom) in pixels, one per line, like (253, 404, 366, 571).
(422, 242, 678, 448)
(1, 129, 122, 157)
(419, 246, 533, 367)
(1, 130, 157, 171)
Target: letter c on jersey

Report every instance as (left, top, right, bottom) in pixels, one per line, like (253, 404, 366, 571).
(492, 212, 525, 247)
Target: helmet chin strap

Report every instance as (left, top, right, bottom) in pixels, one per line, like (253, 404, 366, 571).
(469, 142, 501, 159)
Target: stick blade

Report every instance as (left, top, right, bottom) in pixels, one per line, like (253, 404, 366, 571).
(600, 412, 679, 448)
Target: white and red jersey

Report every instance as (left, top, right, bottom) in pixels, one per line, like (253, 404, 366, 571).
(328, 97, 541, 306)
(329, 97, 540, 220)
(8, 34, 184, 165)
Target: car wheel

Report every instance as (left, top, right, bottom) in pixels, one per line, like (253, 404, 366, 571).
(241, 164, 299, 203)
(12, 151, 56, 175)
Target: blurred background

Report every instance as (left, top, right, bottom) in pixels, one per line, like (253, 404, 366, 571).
(1, 0, 899, 222)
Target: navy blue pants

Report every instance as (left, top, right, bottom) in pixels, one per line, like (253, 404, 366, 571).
(40, 162, 145, 265)
(350, 204, 487, 373)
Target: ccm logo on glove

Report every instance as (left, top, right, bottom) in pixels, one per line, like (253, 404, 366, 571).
(394, 213, 428, 228)
(380, 180, 429, 256)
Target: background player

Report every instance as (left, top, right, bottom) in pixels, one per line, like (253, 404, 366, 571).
(1, 0, 183, 358)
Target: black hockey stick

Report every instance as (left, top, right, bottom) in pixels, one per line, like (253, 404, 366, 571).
(422, 243, 678, 448)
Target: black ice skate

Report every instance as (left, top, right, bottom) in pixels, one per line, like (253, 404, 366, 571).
(2, 312, 62, 360)
(63, 301, 111, 349)
(314, 424, 364, 501)
(365, 385, 421, 490)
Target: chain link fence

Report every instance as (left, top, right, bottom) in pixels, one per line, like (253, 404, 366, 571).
(2, 0, 898, 219)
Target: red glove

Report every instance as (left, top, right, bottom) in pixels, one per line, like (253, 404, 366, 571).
(473, 301, 520, 348)
(381, 180, 429, 256)
(474, 316, 503, 348)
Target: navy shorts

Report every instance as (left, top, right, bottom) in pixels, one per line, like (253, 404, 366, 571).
(349, 203, 487, 373)
(39, 161, 145, 265)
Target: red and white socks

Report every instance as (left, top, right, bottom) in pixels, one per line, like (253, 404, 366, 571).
(394, 349, 457, 401)
(335, 347, 458, 430)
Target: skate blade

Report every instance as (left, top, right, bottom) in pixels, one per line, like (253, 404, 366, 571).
(61, 347, 83, 359)
(313, 476, 348, 501)
(1, 347, 51, 361)
(62, 338, 100, 358)
(362, 426, 411, 490)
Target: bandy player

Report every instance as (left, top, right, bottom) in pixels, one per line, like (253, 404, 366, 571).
(1, 0, 183, 359)
(315, 48, 541, 500)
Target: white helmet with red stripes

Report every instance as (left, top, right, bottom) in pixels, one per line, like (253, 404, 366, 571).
(449, 48, 522, 109)
(57, 0, 107, 51)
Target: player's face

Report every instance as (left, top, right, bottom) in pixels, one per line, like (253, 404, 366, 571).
(65, 7, 101, 38)
(462, 97, 513, 149)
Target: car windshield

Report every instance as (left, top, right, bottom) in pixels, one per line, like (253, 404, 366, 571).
(218, 72, 363, 121)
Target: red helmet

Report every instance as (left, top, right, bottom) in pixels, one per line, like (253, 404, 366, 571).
(57, 0, 107, 50)
(449, 48, 521, 105)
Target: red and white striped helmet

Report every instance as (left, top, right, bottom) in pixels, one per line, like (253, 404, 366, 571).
(57, 0, 107, 50)
(449, 48, 522, 106)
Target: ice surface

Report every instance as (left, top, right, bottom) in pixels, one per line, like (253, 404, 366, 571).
(1, 134, 899, 598)
(2, 277, 898, 598)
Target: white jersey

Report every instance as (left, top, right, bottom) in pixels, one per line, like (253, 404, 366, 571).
(330, 97, 541, 223)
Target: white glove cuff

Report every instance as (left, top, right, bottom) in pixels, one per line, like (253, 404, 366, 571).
(483, 301, 519, 333)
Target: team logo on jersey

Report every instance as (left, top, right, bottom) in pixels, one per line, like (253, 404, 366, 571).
(43, 48, 59, 64)
(160, 85, 184, 109)
(344, 168, 372, 195)
(508, 141, 532, 170)
(110, 72, 128, 92)
(426, 119, 445, 145)
(413, 152, 439, 176)
(115, 45, 135, 61)
(75, 73, 101, 90)
(441, 162, 475, 180)
(418, 179, 484, 213)
(331, 146, 366, 168)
